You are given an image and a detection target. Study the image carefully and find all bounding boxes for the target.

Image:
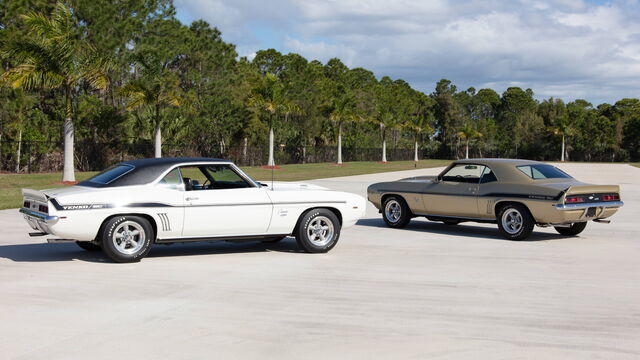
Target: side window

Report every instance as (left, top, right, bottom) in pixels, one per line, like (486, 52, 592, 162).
(441, 164, 486, 184)
(203, 165, 253, 190)
(158, 168, 183, 189)
(479, 166, 498, 184)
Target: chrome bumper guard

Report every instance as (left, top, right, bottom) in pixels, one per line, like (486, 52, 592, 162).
(20, 208, 59, 224)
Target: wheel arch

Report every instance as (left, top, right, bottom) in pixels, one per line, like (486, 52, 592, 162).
(494, 200, 532, 218)
(293, 206, 343, 233)
(95, 213, 158, 243)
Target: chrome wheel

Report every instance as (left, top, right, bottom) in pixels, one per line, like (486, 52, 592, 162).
(112, 221, 146, 255)
(501, 208, 523, 234)
(306, 216, 334, 247)
(384, 200, 402, 223)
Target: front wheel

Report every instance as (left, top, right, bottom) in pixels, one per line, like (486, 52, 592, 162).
(100, 216, 154, 263)
(554, 222, 587, 236)
(497, 204, 534, 240)
(382, 196, 411, 228)
(295, 209, 341, 253)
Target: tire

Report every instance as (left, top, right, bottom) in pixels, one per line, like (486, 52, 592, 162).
(262, 236, 287, 243)
(554, 222, 587, 236)
(382, 196, 411, 228)
(497, 203, 534, 240)
(295, 209, 341, 253)
(442, 219, 460, 225)
(76, 241, 101, 252)
(100, 216, 154, 263)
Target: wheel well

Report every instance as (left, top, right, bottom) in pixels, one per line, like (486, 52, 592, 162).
(494, 201, 530, 218)
(293, 207, 343, 233)
(381, 193, 406, 207)
(95, 213, 158, 243)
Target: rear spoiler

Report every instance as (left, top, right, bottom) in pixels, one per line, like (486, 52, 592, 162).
(564, 184, 620, 196)
(22, 188, 49, 203)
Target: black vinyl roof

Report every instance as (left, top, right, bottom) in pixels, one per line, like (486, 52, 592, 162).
(78, 157, 231, 188)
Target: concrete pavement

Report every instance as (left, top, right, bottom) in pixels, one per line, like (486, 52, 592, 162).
(0, 163, 639, 359)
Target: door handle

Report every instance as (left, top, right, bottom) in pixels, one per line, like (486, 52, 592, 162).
(185, 197, 199, 201)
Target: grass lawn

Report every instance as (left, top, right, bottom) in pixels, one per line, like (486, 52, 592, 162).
(630, 163, 640, 168)
(0, 160, 449, 210)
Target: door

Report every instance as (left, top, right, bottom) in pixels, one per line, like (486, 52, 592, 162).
(180, 164, 273, 237)
(423, 164, 485, 217)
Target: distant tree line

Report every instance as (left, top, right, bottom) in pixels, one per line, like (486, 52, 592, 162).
(1, 1, 639, 180)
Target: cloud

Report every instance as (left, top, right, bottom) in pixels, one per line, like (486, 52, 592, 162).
(175, 0, 640, 104)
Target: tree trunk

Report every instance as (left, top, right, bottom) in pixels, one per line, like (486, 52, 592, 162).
(337, 124, 343, 164)
(382, 139, 387, 162)
(154, 123, 162, 158)
(414, 139, 419, 162)
(243, 137, 248, 164)
(62, 88, 75, 182)
(15, 128, 22, 173)
(302, 145, 306, 164)
(465, 140, 469, 159)
(561, 135, 565, 162)
(267, 126, 275, 166)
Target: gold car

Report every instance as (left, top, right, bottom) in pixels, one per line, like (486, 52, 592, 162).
(367, 159, 624, 240)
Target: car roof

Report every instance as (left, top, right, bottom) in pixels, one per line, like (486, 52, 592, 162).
(79, 157, 232, 188)
(449, 158, 554, 182)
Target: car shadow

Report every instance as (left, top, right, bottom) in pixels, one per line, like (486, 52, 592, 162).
(356, 218, 572, 242)
(0, 239, 302, 263)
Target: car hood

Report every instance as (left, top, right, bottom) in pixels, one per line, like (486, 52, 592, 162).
(262, 181, 328, 191)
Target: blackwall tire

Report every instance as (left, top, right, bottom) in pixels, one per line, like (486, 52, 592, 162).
(382, 196, 411, 228)
(295, 209, 341, 253)
(100, 216, 154, 263)
(497, 203, 534, 240)
(554, 222, 587, 236)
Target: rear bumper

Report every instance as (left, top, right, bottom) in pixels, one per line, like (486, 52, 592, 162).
(20, 208, 59, 234)
(554, 201, 624, 210)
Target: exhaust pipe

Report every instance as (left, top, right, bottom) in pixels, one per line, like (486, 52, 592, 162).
(593, 219, 611, 224)
(47, 238, 76, 243)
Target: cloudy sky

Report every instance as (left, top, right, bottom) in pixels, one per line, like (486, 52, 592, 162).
(174, 0, 640, 104)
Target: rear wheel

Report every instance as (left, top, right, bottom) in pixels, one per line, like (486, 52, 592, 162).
(497, 203, 534, 240)
(101, 216, 154, 263)
(382, 196, 411, 228)
(554, 222, 587, 236)
(76, 241, 101, 252)
(295, 209, 341, 253)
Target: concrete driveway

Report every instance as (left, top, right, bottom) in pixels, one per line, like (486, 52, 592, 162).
(1, 163, 639, 359)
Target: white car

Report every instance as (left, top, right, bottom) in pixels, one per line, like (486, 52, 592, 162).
(20, 157, 366, 262)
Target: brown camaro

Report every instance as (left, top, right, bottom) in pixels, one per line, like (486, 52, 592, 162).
(367, 159, 624, 240)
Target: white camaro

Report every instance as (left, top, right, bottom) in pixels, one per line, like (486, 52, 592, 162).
(20, 157, 366, 262)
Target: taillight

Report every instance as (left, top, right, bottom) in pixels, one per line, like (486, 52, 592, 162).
(602, 194, 620, 201)
(23, 201, 31, 208)
(565, 196, 584, 203)
(39, 205, 48, 213)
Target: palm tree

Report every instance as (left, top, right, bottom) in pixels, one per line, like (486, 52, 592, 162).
(457, 123, 483, 159)
(405, 114, 433, 162)
(375, 112, 402, 163)
(547, 117, 575, 162)
(1, 2, 110, 181)
(248, 73, 299, 167)
(120, 54, 182, 158)
(329, 96, 357, 165)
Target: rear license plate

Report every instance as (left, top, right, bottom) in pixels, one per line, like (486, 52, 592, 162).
(585, 207, 597, 217)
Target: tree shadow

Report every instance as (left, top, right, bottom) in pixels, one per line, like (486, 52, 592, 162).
(356, 218, 571, 242)
(0, 238, 302, 263)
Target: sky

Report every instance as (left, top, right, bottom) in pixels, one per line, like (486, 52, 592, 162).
(174, 0, 640, 105)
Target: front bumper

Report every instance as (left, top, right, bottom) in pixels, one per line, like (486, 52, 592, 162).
(20, 208, 59, 233)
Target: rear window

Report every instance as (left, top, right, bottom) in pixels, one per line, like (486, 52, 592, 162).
(87, 164, 134, 184)
(516, 164, 571, 179)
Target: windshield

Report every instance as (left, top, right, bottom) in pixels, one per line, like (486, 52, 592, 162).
(86, 164, 135, 184)
(516, 164, 572, 179)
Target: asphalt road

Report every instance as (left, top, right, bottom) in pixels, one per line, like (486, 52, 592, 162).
(1, 163, 639, 359)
